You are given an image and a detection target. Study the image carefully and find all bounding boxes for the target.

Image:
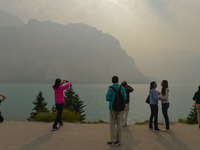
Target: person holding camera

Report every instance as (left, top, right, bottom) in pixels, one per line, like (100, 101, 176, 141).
(121, 81, 134, 127)
(52, 79, 70, 131)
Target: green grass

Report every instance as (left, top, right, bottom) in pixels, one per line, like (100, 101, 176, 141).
(135, 120, 150, 125)
(135, 120, 175, 125)
(84, 119, 108, 124)
(178, 118, 188, 124)
(178, 118, 198, 125)
(28, 109, 81, 122)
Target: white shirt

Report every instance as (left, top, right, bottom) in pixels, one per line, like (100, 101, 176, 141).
(159, 88, 169, 103)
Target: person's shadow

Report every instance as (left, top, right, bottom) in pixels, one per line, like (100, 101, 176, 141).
(19, 132, 53, 150)
(155, 130, 190, 150)
(108, 127, 140, 150)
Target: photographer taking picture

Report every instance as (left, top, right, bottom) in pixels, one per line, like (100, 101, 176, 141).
(52, 79, 70, 131)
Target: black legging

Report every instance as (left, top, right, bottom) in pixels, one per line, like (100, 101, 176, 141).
(162, 103, 170, 129)
(53, 103, 64, 128)
(149, 104, 158, 129)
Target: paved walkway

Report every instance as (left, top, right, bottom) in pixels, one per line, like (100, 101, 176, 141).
(0, 121, 199, 150)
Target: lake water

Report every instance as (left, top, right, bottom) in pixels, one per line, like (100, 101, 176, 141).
(0, 83, 198, 124)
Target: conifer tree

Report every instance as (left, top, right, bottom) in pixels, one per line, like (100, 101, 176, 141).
(51, 105, 56, 114)
(64, 84, 86, 121)
(29, 91, 49, 119)
(187, 103, 198, 124)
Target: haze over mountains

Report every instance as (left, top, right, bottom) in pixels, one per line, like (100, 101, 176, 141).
(0, 10, 24, 28)
(0, 10, 149, 83)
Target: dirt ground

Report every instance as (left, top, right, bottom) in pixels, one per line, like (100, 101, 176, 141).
(0, 121, 199, 150)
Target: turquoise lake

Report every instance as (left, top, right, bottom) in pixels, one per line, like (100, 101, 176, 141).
(0, 83, 198, 124)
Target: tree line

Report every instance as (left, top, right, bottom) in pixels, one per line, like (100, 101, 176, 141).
(28, 84, 85, 122)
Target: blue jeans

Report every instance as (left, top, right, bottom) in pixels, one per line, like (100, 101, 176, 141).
(149, 104, 158, 129)
(162, 103, 170, 129)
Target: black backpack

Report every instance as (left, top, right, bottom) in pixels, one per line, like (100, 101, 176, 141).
(110, 86, 125, 112)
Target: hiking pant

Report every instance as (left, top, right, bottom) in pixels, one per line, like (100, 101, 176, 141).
(149, 104, 158, 129)
(162, 103, 170, 129)
(109, 111, 123, 142)
(53, 103, 64, 128)
(122, 104, 129, 126)
(196, 105, 200, 126)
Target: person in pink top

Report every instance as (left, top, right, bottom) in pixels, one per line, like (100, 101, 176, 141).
(0, 93, 7, 122)
(52, 79, 70, 131)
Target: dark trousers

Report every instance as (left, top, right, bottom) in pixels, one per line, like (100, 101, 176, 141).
(149, 104, 158, 129)
(53, 103, 64, 128)
(162, 103, 170, 129)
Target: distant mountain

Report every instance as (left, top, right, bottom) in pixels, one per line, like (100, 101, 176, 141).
(0, 9, 24, 28)
(0, 12, 149, 83)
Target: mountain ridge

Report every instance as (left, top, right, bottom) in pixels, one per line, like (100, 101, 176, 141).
(0, 9, 24, 28)
(0, 10, 149, 83)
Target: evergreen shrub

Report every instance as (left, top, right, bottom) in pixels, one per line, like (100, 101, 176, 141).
(29, 109, 81, 122)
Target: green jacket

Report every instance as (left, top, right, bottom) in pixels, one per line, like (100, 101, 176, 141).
(106, 83, 127, 111)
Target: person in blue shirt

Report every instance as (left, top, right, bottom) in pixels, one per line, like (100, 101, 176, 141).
(106, 76, 127, 146)
(149, 81, 161, 130)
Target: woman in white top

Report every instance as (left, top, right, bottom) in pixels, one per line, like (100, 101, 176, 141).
(158, 80, 170, 130)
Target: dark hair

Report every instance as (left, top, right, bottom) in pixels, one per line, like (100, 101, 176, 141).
(112, 76, 118, 83)
(121, 81, 127, 87)
(150, 81, 156, 89)
(53, 78, 61, 89)
(161, 80, 168, 95)
(198, 86, 200, 91)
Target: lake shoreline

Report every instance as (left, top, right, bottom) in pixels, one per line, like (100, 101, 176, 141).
(1, 83, 197, 124)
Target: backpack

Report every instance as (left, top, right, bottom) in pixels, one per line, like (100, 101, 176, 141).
(109, 86, 125, 112)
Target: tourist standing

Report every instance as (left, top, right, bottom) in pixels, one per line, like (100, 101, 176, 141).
(0, 93, 7, 122)
(158, 80, 170, 130)
(192, 85, 200, 129)
(106, 76, 127, 146)
(149, 81, 161, 131)
(121, 81, 134, 127)
(52, 79, 70, 131)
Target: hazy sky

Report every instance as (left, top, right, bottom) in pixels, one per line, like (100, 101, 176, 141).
(0, 0, 200, 82)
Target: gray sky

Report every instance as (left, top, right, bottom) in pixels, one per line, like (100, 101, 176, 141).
(0, 0, 200, 83)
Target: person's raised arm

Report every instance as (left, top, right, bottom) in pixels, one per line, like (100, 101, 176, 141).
(127, 85, 134, 93)
(0, 94, 7, 103)
(193, 91, 200, 101)
(60, 80, 70, 90)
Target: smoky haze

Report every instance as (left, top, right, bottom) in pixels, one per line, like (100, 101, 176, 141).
(0, 1, 200, 84)
(0, 10, 149, 83)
